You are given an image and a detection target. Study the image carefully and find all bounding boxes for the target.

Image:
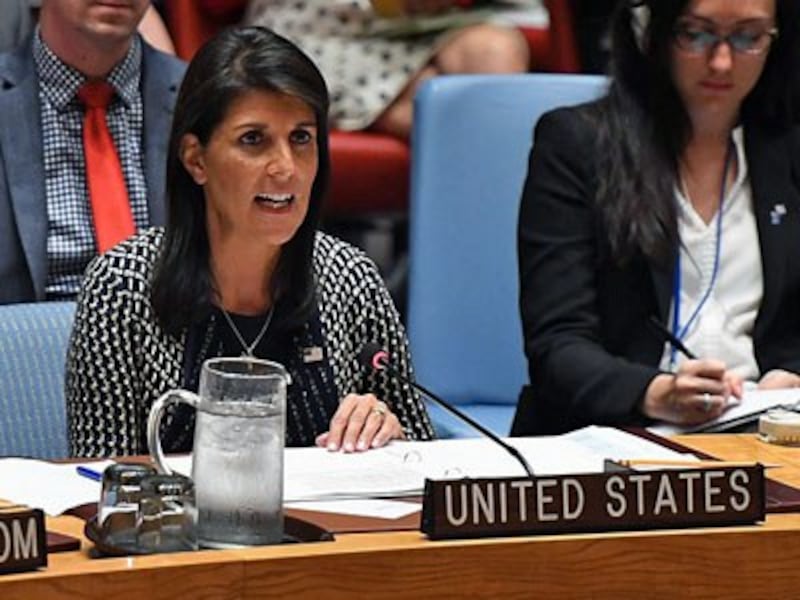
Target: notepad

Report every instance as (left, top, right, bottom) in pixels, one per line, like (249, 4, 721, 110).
(648, 388, 800, 436)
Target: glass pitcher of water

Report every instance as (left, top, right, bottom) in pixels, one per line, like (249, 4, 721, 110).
(147, 357, 288, 548)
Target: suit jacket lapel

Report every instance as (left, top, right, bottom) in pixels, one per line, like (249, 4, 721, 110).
(141, 43, 183, 227)
(649, 240, 678, 326)
(746, 125, 799, 337)
(0, 45, 47, 298)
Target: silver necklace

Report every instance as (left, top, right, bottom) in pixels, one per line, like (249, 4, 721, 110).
(220, 305, 275, 357)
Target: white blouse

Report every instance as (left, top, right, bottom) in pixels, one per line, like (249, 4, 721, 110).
(659, 127, 763, 380)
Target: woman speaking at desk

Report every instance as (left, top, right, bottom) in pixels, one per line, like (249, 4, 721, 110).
(514, 0, 800, 435)
(65, 27, 434, 457)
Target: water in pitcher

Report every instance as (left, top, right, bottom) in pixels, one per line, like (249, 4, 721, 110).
(193, 400, 284, 547)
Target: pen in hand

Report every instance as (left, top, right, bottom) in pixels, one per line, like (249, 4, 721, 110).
(76, 466, 103, 482)
(647, 316, 697, 360)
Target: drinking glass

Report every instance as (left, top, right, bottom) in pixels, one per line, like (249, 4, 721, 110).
(136, 474, 198, 553)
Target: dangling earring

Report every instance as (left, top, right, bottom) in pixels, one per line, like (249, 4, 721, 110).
(630, 0, 652, 53)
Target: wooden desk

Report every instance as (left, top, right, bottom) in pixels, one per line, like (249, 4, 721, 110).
(3, 435, 800, 599)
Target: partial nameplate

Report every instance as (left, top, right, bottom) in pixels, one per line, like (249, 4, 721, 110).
(421, 465, 765, 540)
(0, 506, 48, 574)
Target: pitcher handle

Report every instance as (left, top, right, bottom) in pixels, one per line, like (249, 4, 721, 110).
(147, 390, 200, 475)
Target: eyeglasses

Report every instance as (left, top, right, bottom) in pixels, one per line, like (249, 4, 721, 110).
(673, 24, 778, 55)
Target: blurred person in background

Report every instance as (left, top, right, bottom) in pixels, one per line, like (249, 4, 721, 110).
(0, 0, 176, 54)
(0, 0, 185, 303)
(198, 0, 532, 139)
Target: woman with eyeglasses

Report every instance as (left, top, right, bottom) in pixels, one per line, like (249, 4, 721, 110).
(512, 0, 800, 436)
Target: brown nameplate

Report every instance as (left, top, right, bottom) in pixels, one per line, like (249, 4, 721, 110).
(421, 465, 765, 540)
(0, 504, 47, 574)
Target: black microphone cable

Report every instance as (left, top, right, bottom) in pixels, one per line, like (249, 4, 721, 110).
(359, 343, 534, 477)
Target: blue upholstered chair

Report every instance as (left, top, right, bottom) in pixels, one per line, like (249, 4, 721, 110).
(0, 301, 76, 458)
(407, 74, 607, 438)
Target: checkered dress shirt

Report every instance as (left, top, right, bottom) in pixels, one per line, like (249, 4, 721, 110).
(33, 29, 149, 298)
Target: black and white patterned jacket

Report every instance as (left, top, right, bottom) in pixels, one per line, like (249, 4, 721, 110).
(66, 228, 434, 457)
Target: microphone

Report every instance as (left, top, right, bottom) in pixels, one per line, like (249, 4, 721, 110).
(359, 343, 534, 477)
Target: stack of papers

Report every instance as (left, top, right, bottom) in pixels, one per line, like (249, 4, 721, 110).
(169, 426, 692, 502)
(0, 427, 698, 516)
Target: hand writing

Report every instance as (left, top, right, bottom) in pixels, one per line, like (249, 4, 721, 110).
(642, 359, 743, 425)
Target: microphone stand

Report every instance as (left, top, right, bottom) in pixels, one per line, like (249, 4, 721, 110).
(379, 361, 535, 477)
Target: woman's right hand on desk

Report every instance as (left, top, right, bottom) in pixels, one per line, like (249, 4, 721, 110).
(641, 359, 744, 425)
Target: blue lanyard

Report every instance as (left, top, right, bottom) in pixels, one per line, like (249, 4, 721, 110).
(669, 142, 735, 368)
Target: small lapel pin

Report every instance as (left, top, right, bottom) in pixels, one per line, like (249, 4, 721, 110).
(770, 203, 787, 225)
(302, 346, 324, 363)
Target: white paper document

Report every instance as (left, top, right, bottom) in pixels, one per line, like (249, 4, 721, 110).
(0, 427, 702, 514)
(559, 426, 697, 461)
(171, 427, 697, 502)
(286, 499, 421, 520)
(648, 388, 800, 436)
(169, 435, 605, 502)
(0, 458, 114, 515)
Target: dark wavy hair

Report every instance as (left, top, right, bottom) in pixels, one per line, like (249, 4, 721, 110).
(595, 0, 800, 265)
(151, 27, 330, 335)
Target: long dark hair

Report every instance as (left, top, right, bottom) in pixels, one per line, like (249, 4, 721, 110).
(151, 27, 330, 335)
(595, 0, 800, 264)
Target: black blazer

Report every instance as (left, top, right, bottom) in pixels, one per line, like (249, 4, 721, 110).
(512, 103, 800, 436)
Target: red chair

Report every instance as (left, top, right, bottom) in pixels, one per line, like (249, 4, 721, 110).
(163, 0, 580, 217)
(529, 0, 582, 74)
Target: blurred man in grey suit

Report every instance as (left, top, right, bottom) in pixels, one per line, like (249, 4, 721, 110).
(0, 0, 185, 303)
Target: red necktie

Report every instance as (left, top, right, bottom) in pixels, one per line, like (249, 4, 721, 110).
(77, 81, 135, 253)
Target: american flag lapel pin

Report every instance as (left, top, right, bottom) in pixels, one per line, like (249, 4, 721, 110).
(302, 346, 324, 363)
